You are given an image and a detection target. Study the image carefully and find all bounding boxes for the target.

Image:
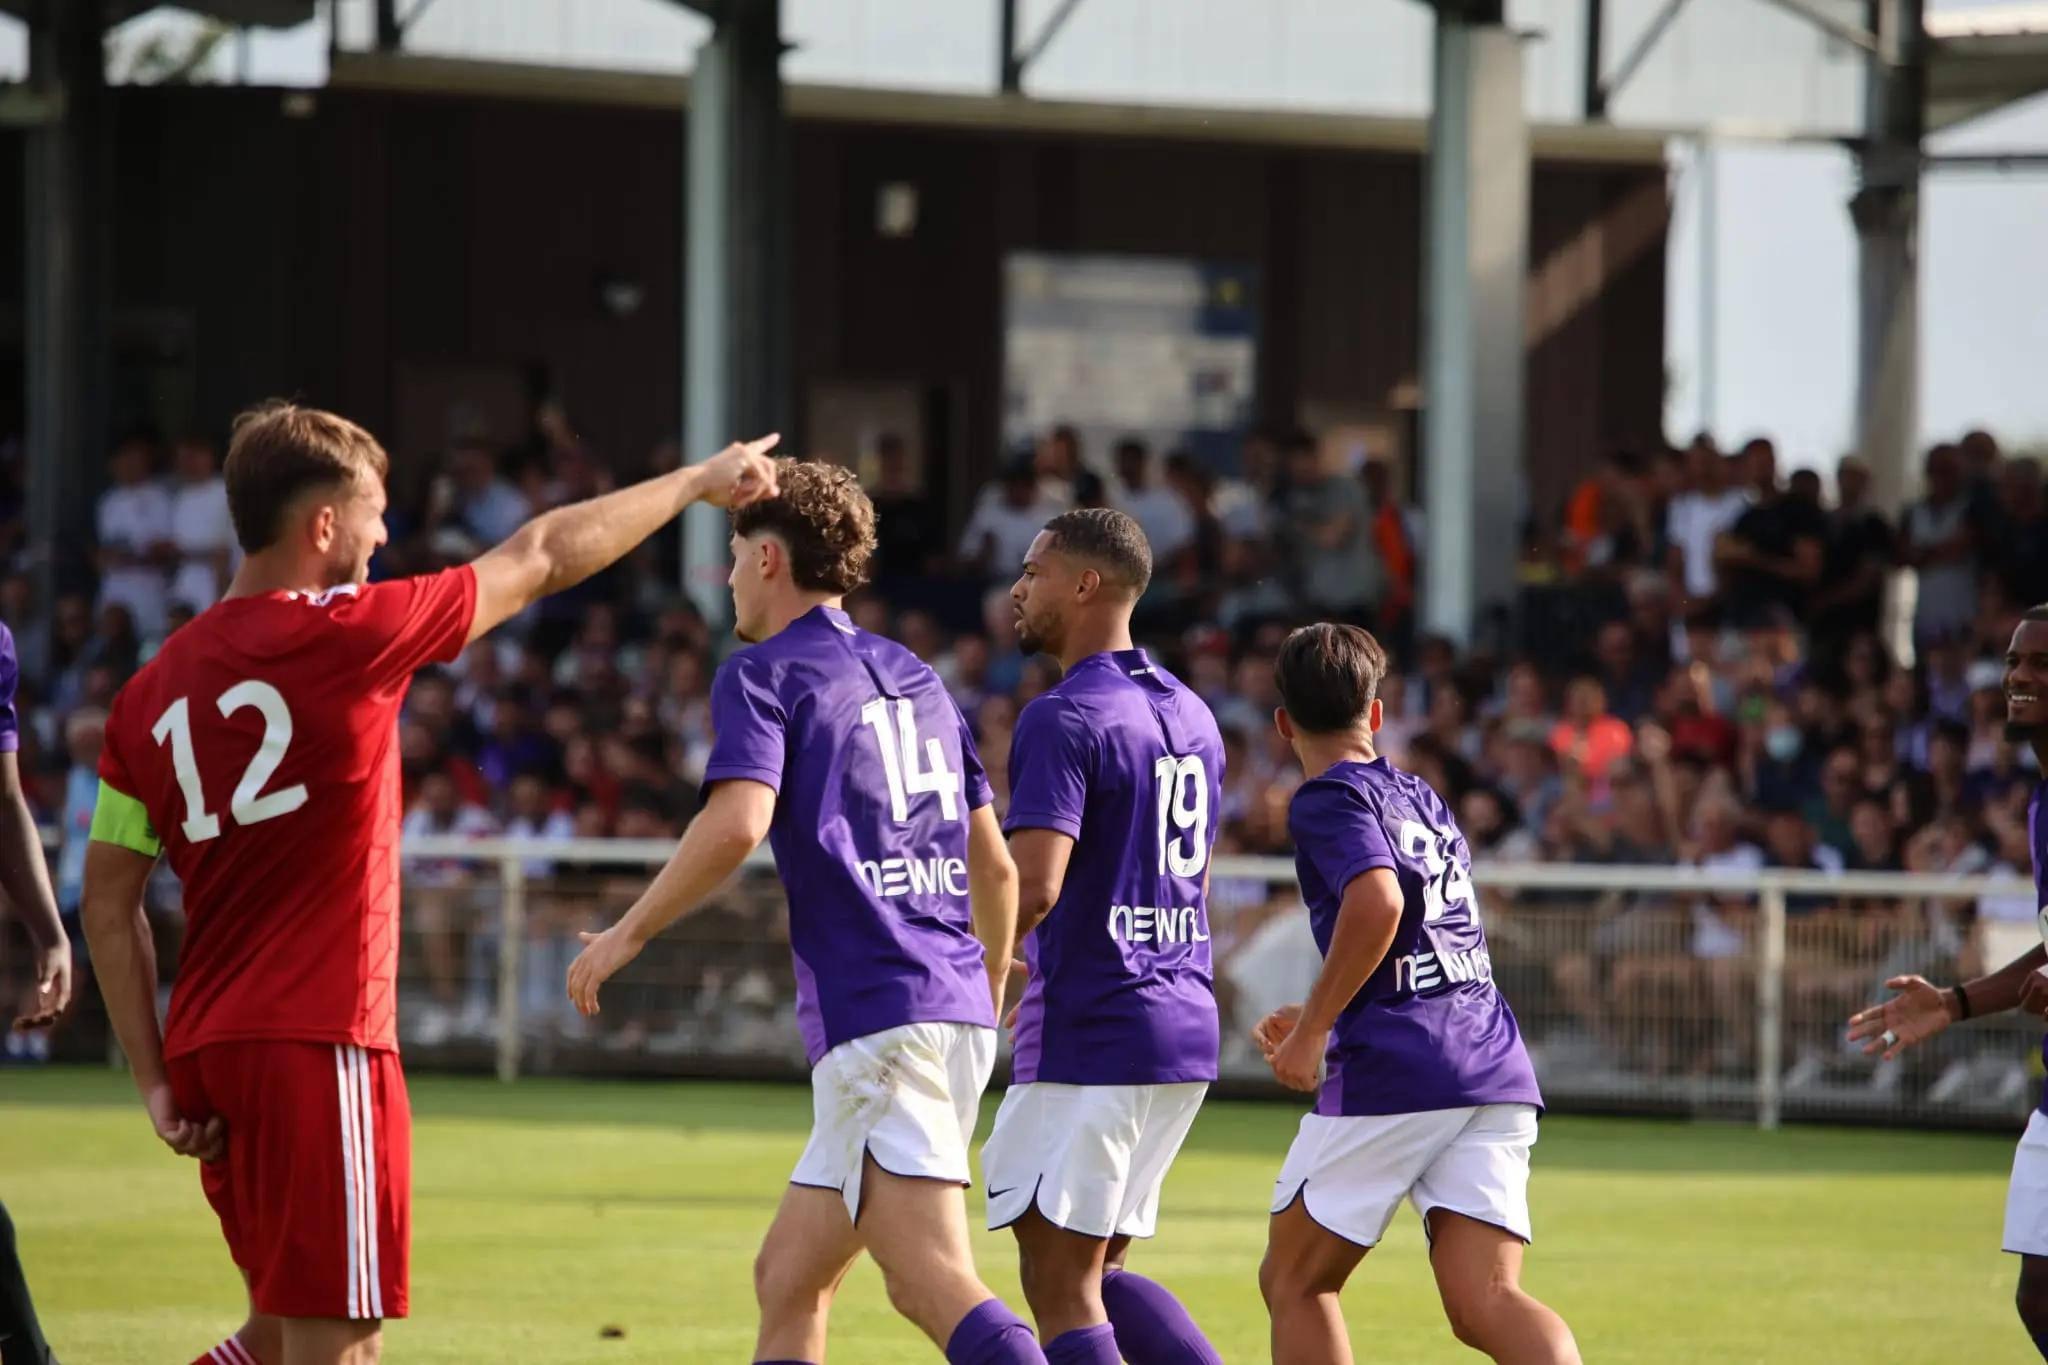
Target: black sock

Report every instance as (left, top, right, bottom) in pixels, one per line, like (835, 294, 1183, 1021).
(0, 1200, 57, 1365)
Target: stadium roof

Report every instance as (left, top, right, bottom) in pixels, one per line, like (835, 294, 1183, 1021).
(327, 48, 1671, 166)
(1928, 3, 2048, 130)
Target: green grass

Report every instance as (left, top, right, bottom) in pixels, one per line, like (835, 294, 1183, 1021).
(0, 1068, 2032, 1362)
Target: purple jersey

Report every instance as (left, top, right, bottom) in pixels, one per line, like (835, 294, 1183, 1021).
(1004, 649, 1221, 1086)
(1289, 758, 1542, 1117)
(704, 605, 996, 1065)
(0, 623, 16, 753)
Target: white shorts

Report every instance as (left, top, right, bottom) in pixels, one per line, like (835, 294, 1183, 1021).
(1270, 1103, 1539, 1248)
(981, 1081, 1208, 1239)
(2004, 1110, 2048, 1255)
(789, 1021, 997, 1225)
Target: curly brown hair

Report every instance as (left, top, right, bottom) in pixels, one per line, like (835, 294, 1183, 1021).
(730, 458, 878, 594)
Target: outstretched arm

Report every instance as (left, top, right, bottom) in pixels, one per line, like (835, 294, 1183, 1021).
(1847, 944, 2048, 1061)
(0, 752, 67, 1027)
(966, 804, 1019, 1015)
(467, 435, 780, 643)
(566, 779, 777, 1015)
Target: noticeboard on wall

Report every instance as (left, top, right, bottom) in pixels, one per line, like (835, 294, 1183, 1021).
(1002, 252, 1258, 472)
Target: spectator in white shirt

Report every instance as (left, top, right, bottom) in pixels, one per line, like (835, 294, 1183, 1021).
(167, 437, 236, 614)
(959, 458, 1066, 583)
(474, 772, 587, 1037)
(95, 437, 173, 639)
(1110, 437, 1195, 561)
(403, 768, 500, 1044)
(1664, 438, 1750, 621)
(437, 441, 532, 547)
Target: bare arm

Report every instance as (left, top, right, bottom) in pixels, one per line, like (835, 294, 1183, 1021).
(1266, 869, 1404, 1092)
(1848, 944, 2048, 1061)
(1958, 945, 2048, 1018)
(466, 435, 779, 643)
(1009, 827, 1075, 948)
(0, 752, 68, 1026)
(82, 839, 223, 1160)
(966, 804, 1019, 1016)
(566, 780, 777, 1015)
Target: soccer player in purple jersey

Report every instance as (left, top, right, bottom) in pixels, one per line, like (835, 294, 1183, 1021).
(0, 620, 72, 1365)
(567, 462, 1045, 1365)
(1254, 624, 1580, 1365)
(987, 508, 1226, 1365)
(1849, 606, 2048, 1361)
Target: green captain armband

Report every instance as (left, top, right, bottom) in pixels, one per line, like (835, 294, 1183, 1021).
(89, 779, 163, 858)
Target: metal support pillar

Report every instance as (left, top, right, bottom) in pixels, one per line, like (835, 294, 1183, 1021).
(999, 0, 1021, 92)
(1421, 7, 1527, 649)
(684, 0, 789, 624)
(25, 1, 111, 614)
(1853, 0, 1925, 514)
(375, 0, 401, 51)
(1583, 0, 1606, 119)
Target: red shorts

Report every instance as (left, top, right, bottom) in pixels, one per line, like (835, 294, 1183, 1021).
(166, 1041, 411, 1320)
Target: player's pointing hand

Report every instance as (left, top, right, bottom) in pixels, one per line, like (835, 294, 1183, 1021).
(567, 924, 645, 1017)
(694, 434, 782, 510)
(1847, 974, 1956, 1060)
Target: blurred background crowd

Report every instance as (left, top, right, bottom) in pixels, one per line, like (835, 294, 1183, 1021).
(1, 415, 2041, 1103)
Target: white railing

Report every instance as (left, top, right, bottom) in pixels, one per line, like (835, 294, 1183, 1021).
(391, 837, 2041, 1130)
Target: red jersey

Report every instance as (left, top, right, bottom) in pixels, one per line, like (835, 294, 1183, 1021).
(99, 568, 477, 1059)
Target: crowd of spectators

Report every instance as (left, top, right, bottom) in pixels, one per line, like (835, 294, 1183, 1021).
(2, 412, 2043, 1096)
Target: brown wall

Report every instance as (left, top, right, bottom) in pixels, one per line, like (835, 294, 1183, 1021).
(8, 85, 1669, 526)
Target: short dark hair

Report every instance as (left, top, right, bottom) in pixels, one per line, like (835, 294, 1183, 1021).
(1275, 623, 1390, 735)
(1041, 507, 1152, 597)
(731, 458, 877, 594)
(224, 400, 390, 553)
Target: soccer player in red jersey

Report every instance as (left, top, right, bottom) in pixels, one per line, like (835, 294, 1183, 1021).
(81, 402, 777, 1365)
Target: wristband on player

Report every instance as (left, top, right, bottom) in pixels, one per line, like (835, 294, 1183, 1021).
(1953, 983, 1973, 1021)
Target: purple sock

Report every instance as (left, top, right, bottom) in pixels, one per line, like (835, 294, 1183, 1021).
(1101, 1268, 1222, 1365)
(946, 1297, 1049, 1365)
(1043, 1323, 1119, 1365)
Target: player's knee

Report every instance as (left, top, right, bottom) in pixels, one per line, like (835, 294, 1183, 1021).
(1440, 1282, 1509, 1349)
(1017, 1256, 1095, 1324)
(1260, 1249, 1340, 1310)
(878, 1259, 977, 1332)
(753, 1247, 822, 1319)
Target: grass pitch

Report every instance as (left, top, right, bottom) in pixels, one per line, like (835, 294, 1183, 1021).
(1, 1068, 2029, 1362)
